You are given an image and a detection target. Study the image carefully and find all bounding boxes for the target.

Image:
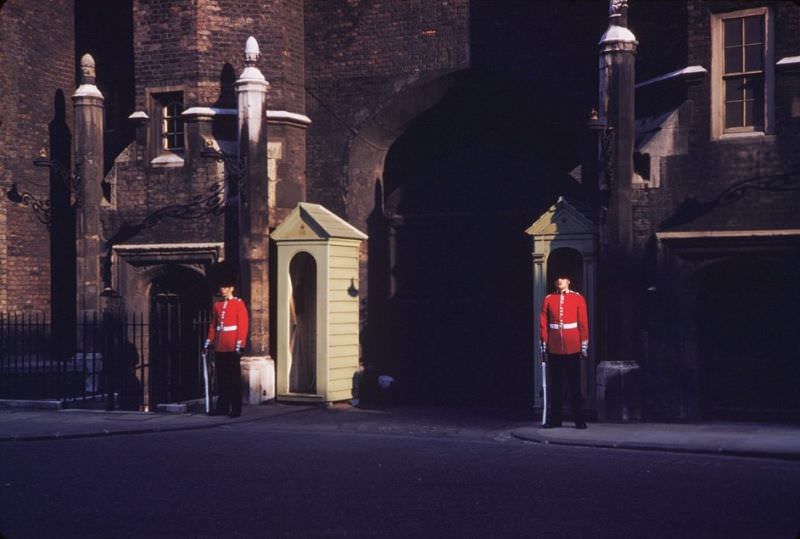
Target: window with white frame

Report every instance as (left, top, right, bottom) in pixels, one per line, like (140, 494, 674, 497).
(711, 8, 773, 138)
(147, 90, 185, 166)
(159, 94, 184, 152)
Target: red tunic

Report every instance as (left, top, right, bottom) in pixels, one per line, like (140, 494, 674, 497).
(207, 297, 249, 353)
(539, 290, 589, 355)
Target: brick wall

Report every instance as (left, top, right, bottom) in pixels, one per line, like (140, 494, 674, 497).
(102, 138, 226, 248)
(0, 0, 75, 313)
(197, 0, 305, 112)
(132, 0, 305, 111)
(133, 0, 200, 108)
(304, 0, 471, 216)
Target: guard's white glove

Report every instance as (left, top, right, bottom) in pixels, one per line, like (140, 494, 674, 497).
(580, 341, 589, 358)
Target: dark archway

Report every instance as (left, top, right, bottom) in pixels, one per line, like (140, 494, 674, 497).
(376, 74, 583, 406)
(696, 257, 800, 421)
(149, 265, 211, 405)
(289, 252, 317, 394)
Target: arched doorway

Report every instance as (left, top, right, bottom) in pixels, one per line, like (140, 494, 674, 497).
(289, 252, 317, 394)
(696, 258, 800, 420)
(372, 74, 583, 406)
(149, 265, 211, 405)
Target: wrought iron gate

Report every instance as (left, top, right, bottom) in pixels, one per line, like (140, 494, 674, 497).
(0, 311, 211, 410)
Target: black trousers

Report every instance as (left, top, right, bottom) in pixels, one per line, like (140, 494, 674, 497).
(546, 353, 585, 424)
(215, 352, 242, 416)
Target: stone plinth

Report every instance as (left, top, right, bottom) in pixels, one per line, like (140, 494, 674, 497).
(241, 356, 275, 404)
(596, 360, 642, 422)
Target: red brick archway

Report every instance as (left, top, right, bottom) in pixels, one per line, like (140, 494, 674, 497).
(352, 72, 584, 406)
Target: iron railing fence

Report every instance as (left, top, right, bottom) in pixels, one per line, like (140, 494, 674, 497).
(0, 311, 212, 410)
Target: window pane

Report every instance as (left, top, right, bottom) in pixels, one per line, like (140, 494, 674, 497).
(726, 78, 744, 102)
(746, 76, 764, 127)
(163, 101, 184, 150)
(745, 43, 763, 71)
(743, 99, 754, 127)
(726, 101, 743, 128)
(743, 76, 763, 99)
(725, 46, 742, 73)
(744, 15, 763, 44)
(725, 19, 742, 46)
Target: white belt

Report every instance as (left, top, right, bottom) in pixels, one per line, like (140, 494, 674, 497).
(220, 325, 238, 332)
(549, 323, 578, 329)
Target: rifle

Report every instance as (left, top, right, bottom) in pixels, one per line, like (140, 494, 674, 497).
(541, 354, 548, 426)
(202, 348, 212, 415)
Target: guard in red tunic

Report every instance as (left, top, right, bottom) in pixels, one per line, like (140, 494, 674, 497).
(539, 272, 589, 429)
(205, 276, 249, 418)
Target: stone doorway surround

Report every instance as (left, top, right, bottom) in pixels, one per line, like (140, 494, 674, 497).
(110, 242, 224, 314)
(109, 243, 223, 410)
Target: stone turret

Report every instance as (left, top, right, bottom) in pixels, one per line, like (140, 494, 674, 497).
(235, 37, 273, 392)
(595, 0, 642, 421)
(598, 0, 637, 255)
(72, 53, 104, 325)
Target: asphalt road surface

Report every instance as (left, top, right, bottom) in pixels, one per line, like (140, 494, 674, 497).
(1, 412, 799, 538)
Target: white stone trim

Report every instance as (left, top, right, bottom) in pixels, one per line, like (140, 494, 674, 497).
(777, 56, 800, 72)
(657, 229, 800, 240)
(128, 110, 150, 120)
(777, 55, 800, 66)
(599, 24, 637, 45)
(114, 242, 225, 252)
(267, 110, 312, 127)
(73, 84, 103, 99)
(149, 153, 185, 168)
(179, 107, 311, 128)
(182, 107, 237, 117)
(636, 65, 707, 89)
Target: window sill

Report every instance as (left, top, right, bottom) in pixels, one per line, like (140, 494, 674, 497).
(150, 153, 185, 168)
(633, 181, 659, 190)
(714, 132, 775, 143)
